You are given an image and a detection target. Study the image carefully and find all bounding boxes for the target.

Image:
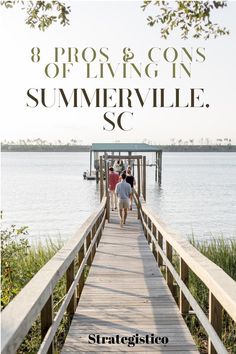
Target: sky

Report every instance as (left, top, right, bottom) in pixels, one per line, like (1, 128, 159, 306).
(0, 0, 236, 144)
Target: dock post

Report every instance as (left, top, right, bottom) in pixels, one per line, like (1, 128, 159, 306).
(105, 160, 110, 222)
(142, 156, 146, 201)
(137, 158, 141, 197)
(111, 151, 114, 166)
(158, 151, 162, 185)
(41, 295, 54, 354)
(166, 241, 174, 294)
(209, 293, 222, 354)
(180, 258, 189, 315)
(77, 245, 85, 301)
(147, 217, 152, 244)
(128, 151, 132, 171)
(99, 156, 104, 201)
(155, 151, 158, 182)
(157, 231, 163, 267)
(152, 224, 157, 261)
(89, 150, 92, 176)
(66, 260, 76, 316)
(86, 232, 92, 266)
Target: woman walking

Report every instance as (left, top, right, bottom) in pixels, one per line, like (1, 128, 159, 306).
(126, 165, 136, 210)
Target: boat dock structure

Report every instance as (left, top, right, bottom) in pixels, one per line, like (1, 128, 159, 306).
(85, 143, 162, 185)
(1, 154, 236, 354)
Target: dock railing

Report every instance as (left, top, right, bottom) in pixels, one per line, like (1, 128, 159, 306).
(133, 190, 236, 354)
(1, 197, 107, 354)
(2, 188, 236, 354)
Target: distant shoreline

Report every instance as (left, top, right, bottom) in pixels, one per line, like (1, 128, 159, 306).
(1, 144, 236, 152)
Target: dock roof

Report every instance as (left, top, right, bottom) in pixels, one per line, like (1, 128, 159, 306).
(91, 143, 161, 152)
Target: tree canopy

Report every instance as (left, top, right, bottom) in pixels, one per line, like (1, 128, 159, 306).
(141, 1, 229, 39)
(1, 0, 229, 39)
(0, 1, 70, 31)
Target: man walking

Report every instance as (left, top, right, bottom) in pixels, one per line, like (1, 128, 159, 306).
(115, 172, 132, 227)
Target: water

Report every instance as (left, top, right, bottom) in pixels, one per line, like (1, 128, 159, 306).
(146, 153, 236, 240)
(1, 152, 236, 242)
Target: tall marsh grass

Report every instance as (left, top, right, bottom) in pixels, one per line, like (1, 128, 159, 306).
(186, 237, 236, 353)
(1, 222, 67, 353)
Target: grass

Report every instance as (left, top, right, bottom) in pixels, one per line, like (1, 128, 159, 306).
(1, 220, 236, 353)
(1, 222, 67, 353)
(191, 236, 236, 279)
(183, 237, 236, 353)
(1, 223, 64, 310)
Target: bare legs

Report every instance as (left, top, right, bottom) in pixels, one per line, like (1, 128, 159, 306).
(129, 194, 133, 210)
(124, 208, 127, 224)
(119, 208, 128, 227)
(110, 191, 117, 211)
(119, 209, 123, 227)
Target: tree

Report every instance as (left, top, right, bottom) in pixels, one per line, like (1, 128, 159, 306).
(70, 139, 77, 145)
(0, 1, 70, 31)
(178, 139, 182, 145)
(1, 0, 229, 39)
(141, 1, 229, 39)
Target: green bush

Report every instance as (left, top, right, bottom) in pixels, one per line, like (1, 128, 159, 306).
(1, 220, 64, 309)
(1, 218, 67, 353)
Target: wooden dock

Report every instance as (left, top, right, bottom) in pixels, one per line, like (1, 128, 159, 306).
(2, 177, 236, 354)
(62, 209, 198, 353)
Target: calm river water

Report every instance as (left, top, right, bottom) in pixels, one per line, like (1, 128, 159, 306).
(2, 152, 236, 242)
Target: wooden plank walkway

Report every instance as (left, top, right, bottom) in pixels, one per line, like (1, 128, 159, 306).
(62, 209, 198, 353)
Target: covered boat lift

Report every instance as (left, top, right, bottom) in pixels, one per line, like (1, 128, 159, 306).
(88, 143, 162, 185)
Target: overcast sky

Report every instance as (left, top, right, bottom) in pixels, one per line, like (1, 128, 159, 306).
(1, 0, 235, 144)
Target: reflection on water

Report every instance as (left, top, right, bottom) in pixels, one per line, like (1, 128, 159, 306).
(2, 152, 236, 241)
